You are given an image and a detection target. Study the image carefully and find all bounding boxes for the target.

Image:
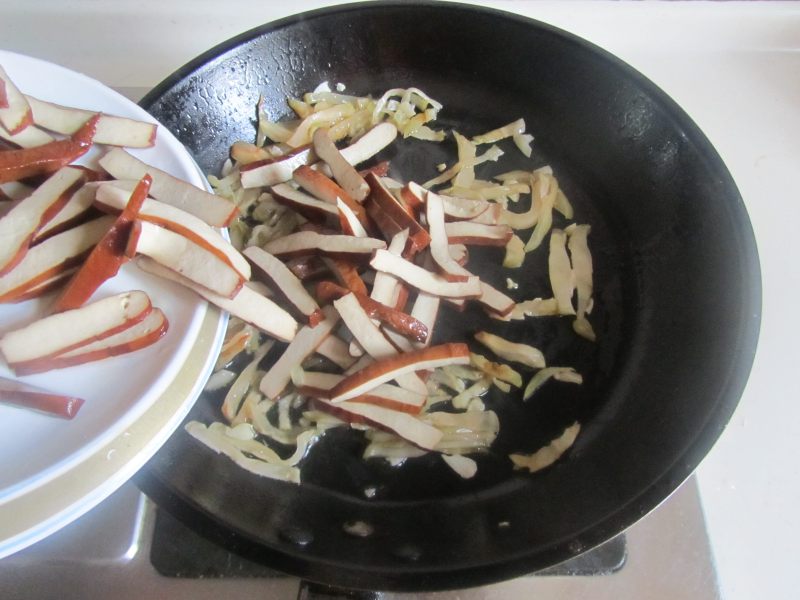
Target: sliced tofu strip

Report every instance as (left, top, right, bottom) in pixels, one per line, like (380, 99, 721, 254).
(98, 148, 238, 227)
(0, 215, 113, 302)
(317, 398, 442, 450)
(329, 343, 470, 402)
(19, 308, 168, 374)
(370, 250, 481, 298)
(0, 65, 32, 134)
(25, 95, 157, 147)
(127, 220, 245, 299)
(243, 245, 322, 326)
(263, 231, 385, 259)
(240, 145, 313, 189)
(259, 307, 339, 399)
(0, 290, 152, 367)
(312, 128, 369, 201)
(136, 256, 297, 343)
(0, 166, 86, 275)
(95, 181, 250, 279)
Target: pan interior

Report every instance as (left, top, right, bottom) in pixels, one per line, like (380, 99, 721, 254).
(139, 2, 760, 589)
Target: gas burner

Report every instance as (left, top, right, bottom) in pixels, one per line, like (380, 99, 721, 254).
(0, 477, 717, 599)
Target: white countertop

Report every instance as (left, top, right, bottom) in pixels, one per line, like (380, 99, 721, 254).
(2, 2, 798, 599)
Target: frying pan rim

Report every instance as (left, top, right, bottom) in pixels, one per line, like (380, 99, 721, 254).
(137, 0, 762, 590)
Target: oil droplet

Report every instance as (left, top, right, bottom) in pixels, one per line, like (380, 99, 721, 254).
(342, 520, 374, 538)
(279, 525, 314, 547)
(106, 449, 116, 460)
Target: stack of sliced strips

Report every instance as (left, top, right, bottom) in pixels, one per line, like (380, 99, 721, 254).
(0, 63, 252, 419)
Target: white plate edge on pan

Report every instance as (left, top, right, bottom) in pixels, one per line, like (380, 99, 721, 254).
(0, 50, 226, 555)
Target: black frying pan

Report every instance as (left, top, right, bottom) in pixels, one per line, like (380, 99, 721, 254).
(136, 1, 760, 591)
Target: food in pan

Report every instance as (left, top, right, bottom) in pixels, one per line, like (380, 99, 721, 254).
(184, 83, 595, 483)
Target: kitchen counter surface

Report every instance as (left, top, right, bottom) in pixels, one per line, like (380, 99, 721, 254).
(1, 2, 798, 599)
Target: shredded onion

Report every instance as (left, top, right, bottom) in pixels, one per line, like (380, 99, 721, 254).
(204, 369, 236, 392)
(503, 234, 526, 268)
(470, 353, 522, 388)
(548, 229, 576, 316)
(185, 421, 301, 483)
(221, 341, 273, 421)
(474, 331, 546, 369)
(524, 173, 558, 251)
(523, 367, 583, 401)
(442, 454, 478, 479)
(472, 118, 526, 145)
(566, 224, 596, 342)
(510, 422, 581, 473)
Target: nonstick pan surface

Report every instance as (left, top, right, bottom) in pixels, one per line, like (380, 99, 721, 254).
(136, 1, 760, 591)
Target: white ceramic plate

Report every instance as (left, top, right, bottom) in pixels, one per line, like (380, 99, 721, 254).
(0, 50, 226, 557)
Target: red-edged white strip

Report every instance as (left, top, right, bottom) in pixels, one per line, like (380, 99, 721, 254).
(243, 245, 322, 326)
(0, 166, 86, 276)
(337, 199, 368, 237)
(371, 229, 408, 306)
(270, 182, 339, 222)
(317, 398, 442, 449)
(5, 267, 77, 303)
(264, 230, 385, 259)
(312, 128, 369, 201)
(332, 292, 427, 394)
(292, 165, 371, 232)
(477, 280, 516, 317)
(334, 292, 398, 360)
(240, 145, 313, 188)
(34, 182, 97, 243)
(137, 257, 297, 343)
(315, 335, 357, 369)
(315, 281, 429, 344)
(329, 343, 470, 402)
(259, 307, 339, 399)
(338, 122, 398, 167)
(398, 181, 426, 212)
(294, 370, 426, 414)
(426, 190, 473, 282)
(370, 250, 481, 298)
(127, 220, 245, 299)
(444, 221, 513, 246)
(99, 148, 238, 227)
(0, 65, 32, 135)
(96, 181, 250, 279)
(0, 122, 53, 148)
(0, 290, 152, 368)
(291, 369, 343, 396)
(0, 215, 114, 302)
(366, 173, 430, 254)
(35, 307, 168, 373)
(26, 95, 157, 148)
(410, 291, 440, 349)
